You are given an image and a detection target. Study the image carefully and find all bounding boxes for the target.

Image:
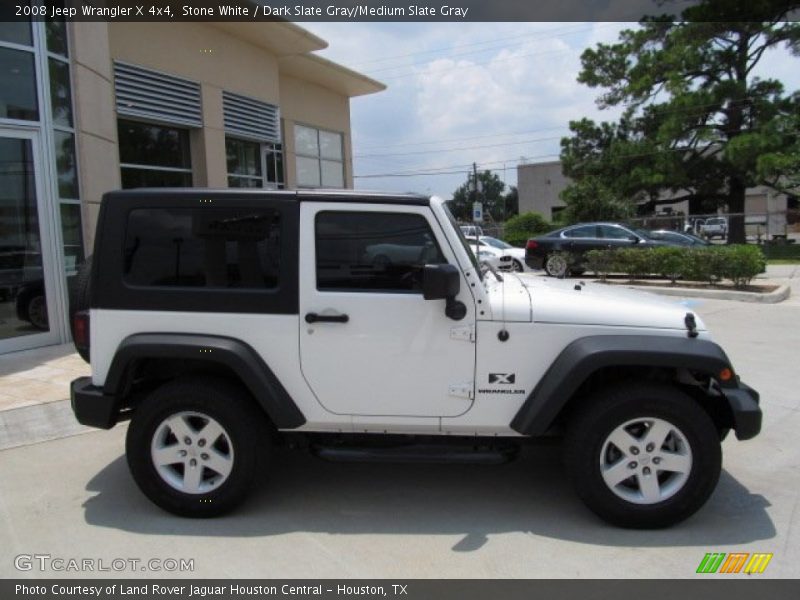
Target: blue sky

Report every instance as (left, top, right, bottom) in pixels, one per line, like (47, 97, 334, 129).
(301, 22, 800, 200)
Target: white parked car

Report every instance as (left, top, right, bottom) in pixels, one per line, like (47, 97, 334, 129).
(460, 225, 484, 238)
(468, 236, 530, 272)
(475, 249, 503, 271)
(699, 217, 728, 240)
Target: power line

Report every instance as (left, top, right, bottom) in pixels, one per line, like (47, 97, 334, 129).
(355, 125, 568, 151)
(355, 135, 563, 159)
(363, 24, 608, 76)
(349, 23, 603, 69)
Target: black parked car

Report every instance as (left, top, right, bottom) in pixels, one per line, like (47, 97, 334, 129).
(525, 222, 677, 277)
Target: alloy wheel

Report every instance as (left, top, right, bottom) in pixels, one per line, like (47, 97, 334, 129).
(599, 417, 693, 505)
(150, 411, 234, 494)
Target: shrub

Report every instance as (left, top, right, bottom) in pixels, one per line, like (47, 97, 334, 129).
(719, 245, 766, 288)
(616, 248, 656, 280)
(585, 249, 613, 279)
(504, 212, 552, 247)
(583, 244, 765, 289)
(651, 246, 686, 284)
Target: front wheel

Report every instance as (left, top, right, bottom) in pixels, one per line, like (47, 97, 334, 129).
(564, 382, 721, 528)
(126, 377, 269, 517)
(510, 259, 524, 272)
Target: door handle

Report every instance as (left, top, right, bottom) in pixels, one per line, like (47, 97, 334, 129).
(305, 312, 349, 324)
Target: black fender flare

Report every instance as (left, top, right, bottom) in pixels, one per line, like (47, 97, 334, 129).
(104, 333, 306, 429)
(510, 335, 735, 436)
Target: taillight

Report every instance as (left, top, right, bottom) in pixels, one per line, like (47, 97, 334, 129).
(526, 240, 538, 250)
(73, 310, 90, 350)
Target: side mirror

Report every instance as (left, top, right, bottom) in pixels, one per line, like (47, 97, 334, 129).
(629, 235, 640, 243)
(422, 264, 466, 321)
(422, 264, 460, 300)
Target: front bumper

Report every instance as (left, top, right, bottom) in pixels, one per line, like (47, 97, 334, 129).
(722, 380, 761, 440)
(70, 376, 118, 429)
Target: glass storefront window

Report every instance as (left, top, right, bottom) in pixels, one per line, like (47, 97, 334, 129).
(0, 21, 33, 47)
(118, 119, 193, 188)
(265, 143, 284, 189)
(48, 59, 72, 127)
(296, 156, 321, 187)
(59, 203, 83, 274)
(0, 47, 38, 121)
(295, 125, 319, 156)
(294, 125, 344, 188)
(0, 137, 50, 336)
(226, 137, 261, 187)
(121, 168, 193, 189)
(226, 138, 284, 189)
(46, 20, 68, 57)
(54, 130, 77, 199)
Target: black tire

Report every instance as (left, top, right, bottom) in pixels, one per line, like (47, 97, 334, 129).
(126, 377, 270, 517)
(564, 382, 721, 528)
(544, 253, 569, 278)
(511, 259, 524, 272)
(69, 256, 92, 362)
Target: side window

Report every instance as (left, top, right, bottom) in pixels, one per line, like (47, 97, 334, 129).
(315, 211, 446, 293)
(124, 208, 280, 289)
(598, 225, 633, 240)
(563, 225, 597, 239)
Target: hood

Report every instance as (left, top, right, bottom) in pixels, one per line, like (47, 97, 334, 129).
(518, 276, 707, 331)
(482, 273, 533, 321)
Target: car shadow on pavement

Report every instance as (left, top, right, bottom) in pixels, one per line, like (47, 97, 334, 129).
(83, 444, 774, 551)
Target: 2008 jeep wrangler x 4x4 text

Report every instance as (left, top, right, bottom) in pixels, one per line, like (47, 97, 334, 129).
(70, 189, 761, 527)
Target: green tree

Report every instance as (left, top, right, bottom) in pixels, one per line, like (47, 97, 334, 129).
(450, 170, 508, 222)
(561, 0, 800, 242)
(504, 211, 552, 247)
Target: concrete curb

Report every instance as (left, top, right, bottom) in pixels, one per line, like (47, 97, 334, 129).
(0, 399, 94, 451)
(611, 282, 791, 303)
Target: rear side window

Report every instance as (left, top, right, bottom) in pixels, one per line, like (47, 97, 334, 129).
(315, 211, 445, 292)
(563, 225, 598, 239)
(123, 208, 280, 289)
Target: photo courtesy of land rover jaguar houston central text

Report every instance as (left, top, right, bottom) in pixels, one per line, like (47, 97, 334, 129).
(69, 189, 762, 528)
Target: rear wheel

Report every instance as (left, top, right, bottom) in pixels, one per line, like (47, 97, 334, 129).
(126, 378, 269, 517)
(544, 253, 569, 278)
(564, 382, 721, 528)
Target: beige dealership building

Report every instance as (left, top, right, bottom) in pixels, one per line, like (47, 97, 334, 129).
(0, 20, 384, 354)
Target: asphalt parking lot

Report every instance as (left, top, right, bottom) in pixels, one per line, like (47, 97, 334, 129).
(0, 292, 798, 579)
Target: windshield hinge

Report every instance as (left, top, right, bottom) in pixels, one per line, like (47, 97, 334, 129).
(448, 382, 474, 400)
(450, 324, 475, 343)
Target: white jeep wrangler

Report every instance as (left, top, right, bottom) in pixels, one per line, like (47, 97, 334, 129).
(70, 189, 761, 527)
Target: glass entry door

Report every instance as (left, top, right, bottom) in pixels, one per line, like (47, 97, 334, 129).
(0, 131, 61, 352)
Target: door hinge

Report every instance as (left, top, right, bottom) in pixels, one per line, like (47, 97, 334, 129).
(450, 325, 475, 343)
(448, 382, 474, 400)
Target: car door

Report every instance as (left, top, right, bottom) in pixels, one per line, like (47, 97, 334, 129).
(299, 203, 476, 417)
(561, 224, 601, 253)
(598, 224, 639, 249)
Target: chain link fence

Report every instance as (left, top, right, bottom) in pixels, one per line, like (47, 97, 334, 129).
(629, 209, 800, 245)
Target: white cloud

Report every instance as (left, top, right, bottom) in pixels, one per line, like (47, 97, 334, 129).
(300, 22, 798, 199)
